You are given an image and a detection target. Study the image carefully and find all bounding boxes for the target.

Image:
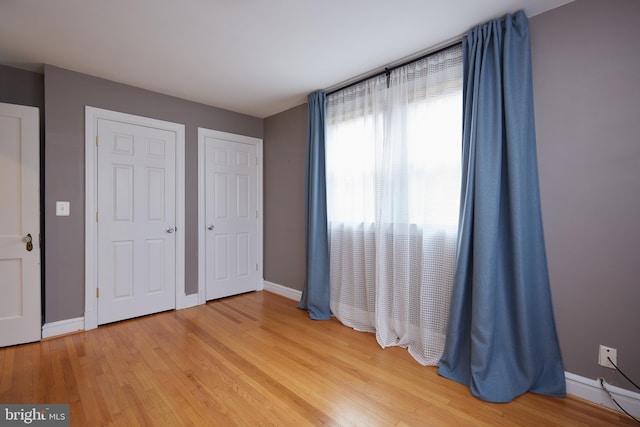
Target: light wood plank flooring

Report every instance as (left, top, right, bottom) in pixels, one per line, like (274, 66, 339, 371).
(0, 291, 634, 426)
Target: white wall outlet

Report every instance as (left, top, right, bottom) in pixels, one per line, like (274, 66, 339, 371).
(598, 345, 617, 368)
(56, 201, 70, 216)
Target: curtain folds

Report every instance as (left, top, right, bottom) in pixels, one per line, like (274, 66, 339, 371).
(297, 90, 331, 320)
(327, 46, 464, 365)
(437, 10, 566, 402)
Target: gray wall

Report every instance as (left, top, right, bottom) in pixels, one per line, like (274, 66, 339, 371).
(531, 0, 640, 390)
(263, 104, 307, 290)
(44, 65, 263, 323)
(0, 65, 44, 109)
(262, 0, 640, 392)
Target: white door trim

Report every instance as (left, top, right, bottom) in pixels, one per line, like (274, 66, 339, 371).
(85, 107, 185, 330)
(197, 128, 264, 304)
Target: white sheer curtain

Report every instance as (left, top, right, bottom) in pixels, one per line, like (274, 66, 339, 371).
(326, 44, 463, 365)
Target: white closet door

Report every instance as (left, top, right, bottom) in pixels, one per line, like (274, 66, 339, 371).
(204, 137, 258, 300)
(0, 102, 40, 347)
(97, 118, 176, 324)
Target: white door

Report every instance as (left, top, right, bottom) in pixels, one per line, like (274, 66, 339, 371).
(0, 102, 40, 347)
(204, 137, 258, 300)
(97, 118, 176, 324)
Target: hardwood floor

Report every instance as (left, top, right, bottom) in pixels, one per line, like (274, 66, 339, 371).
(0, 291, 634, 426)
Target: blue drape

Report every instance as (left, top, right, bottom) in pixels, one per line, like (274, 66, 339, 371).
(297, 90, 331, 320)
(437, 11, 566, 402)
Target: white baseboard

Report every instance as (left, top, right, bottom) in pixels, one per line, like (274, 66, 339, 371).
(42, 317, 85, 339)
(566, 371, 640, 417)
(47, 294, 202, 339)
(263, 280, 302, 301)
(177, 292, 201, 309)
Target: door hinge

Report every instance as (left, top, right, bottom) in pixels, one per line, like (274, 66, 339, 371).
(256, 263, 258, 271)
(256, 210, 258, 219)
(96, 211, 99, 222)
(96, 136, 99, 147)
(96, 288, 99, 298)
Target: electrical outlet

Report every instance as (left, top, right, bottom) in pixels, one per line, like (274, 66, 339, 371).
(598, 345, 617, 369)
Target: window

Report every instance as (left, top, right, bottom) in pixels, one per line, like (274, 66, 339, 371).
(325, 44, 463, 365)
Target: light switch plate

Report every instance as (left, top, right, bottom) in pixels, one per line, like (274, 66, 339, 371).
(56, 201, 70, 216)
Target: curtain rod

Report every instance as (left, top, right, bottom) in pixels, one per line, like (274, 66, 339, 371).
(325, 34, 464, 96)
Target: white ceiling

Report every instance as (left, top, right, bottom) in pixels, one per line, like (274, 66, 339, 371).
(0, 0, 573, 118)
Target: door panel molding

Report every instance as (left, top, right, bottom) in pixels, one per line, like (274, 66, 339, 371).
(197, 128, 264, 304)
(85, 107, 185, 330)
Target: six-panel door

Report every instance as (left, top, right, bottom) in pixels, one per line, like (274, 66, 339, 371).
(205, 137, 258, 300)
(97, 118, 177, 324)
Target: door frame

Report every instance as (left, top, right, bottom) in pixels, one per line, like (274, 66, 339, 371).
(197, 128, 264, 304)
(84, 107, 185, 330)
